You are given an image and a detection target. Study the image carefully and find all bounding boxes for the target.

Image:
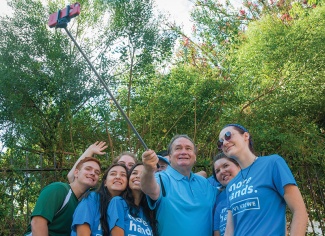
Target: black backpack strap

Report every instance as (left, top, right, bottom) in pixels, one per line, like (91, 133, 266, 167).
(159, 174, 166, 197)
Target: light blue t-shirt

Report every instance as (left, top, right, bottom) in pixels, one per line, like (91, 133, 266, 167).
(207, 175, 222, 188)
(213, 190, 227, 236)
(148, 166, 218, 236)
(108, 196, 153, 236)
(226, 154, 297, 236)
(71, 191, 102, 236)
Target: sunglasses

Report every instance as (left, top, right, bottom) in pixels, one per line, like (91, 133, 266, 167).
(217, 131, 232, 149)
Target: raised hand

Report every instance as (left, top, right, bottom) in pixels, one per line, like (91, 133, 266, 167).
(142, 149, 158, 172)
(87, 141, 108, 156)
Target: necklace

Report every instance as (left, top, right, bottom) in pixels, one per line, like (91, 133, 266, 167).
(240, 156, 258, 180)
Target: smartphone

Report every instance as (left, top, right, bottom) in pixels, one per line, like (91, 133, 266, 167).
(48, 3, 81, 28)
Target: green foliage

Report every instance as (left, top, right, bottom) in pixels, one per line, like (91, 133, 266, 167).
(223, 5, 325, 230)
(231, 6, 325, 159)
(0, 0, 324, 234)
(0, 0, 107, 163)
(184, 0, 245, 68)
(84, 0, 179, 152)
(0, 0, 177, 233)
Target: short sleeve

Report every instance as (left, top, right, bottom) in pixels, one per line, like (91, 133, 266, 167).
(71, 192, 98, 231)
(107, 196, 127, 232)
(31, 182, 68, 223)
(272, 155, 297, 196)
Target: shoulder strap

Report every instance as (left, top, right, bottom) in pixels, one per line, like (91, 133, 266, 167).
(55, 184, 72, 216)
(159, 174, 166, 197)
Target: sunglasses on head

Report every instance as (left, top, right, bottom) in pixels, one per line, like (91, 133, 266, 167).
(217, 131, 232, 149)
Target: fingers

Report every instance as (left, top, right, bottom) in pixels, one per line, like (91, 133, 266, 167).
(142, 149, 157, 161)
(98, 141, 108, 151)
(142, 150, 158, 171)
(91, 141, 108, 155)
(97, 141, 106, 147)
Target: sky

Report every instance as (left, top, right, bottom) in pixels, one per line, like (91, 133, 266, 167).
(0, 0, 194, 33)
(0, 1, 10, 16)
(155, 0, 194, 34)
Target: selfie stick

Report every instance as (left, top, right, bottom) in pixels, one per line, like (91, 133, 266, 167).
(48, 3, 148, 150)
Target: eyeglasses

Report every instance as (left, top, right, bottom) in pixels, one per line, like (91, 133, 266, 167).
(217, 131, 232, 149)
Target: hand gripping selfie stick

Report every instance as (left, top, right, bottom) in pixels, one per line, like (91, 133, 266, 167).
(48, 3, 148, 150)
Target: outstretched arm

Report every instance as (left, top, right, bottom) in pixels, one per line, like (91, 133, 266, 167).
(67, 141, 108, 183)
(284, 184, 308, 235)
(140, 149, 160, 200)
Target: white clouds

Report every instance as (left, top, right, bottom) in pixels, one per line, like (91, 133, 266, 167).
(155, 0, 194, 35)
(0, 0, 12, 17)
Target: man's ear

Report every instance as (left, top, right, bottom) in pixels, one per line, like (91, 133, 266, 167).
(74, 168, 79, 179)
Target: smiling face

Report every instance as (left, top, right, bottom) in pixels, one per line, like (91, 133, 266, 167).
(129, 164, 144, 192)
(219, 126, 250, 157)
(214, 157, 240, 186)
(104, 165, 128, 196)
(117, 155, 136, 170)
(74, 160, 101, 188)
(169, 137, 196, 174)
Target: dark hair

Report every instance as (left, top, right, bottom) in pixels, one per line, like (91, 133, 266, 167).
(98, 163, 128, 236)
(75, 156, 101, 170)
(167, 134, 197, 155)
(123, 163, 158, 236)
(212, 152, 240, 185)
(222, 124, 256, 154)
(112, 151, 137, 164)
(156, 150, 168, 157)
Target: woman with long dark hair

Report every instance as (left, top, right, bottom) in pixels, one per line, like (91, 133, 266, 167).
(107, 163, 157, 236)
(218, 123, 307, 235)
(71, 163, 128, 236)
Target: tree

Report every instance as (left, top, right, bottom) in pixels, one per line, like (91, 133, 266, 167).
(224, 5, 325, 230)
(87, 0, 178, 152)
(0, 0, 178, 233)
(0, 0, 109, 164)
(230, 6, 325, 156)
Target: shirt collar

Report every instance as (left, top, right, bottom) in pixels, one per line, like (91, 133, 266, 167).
(166, 165, 195, 181)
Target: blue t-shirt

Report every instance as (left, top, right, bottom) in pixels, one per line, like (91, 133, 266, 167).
(71, 191, 102, 236)
(108, 196, 153, 236)
(213, 190, 227, 236)
(148, 166, 218, 236)
(226, 154, 297, 236)
(207, 175, 222, 188)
